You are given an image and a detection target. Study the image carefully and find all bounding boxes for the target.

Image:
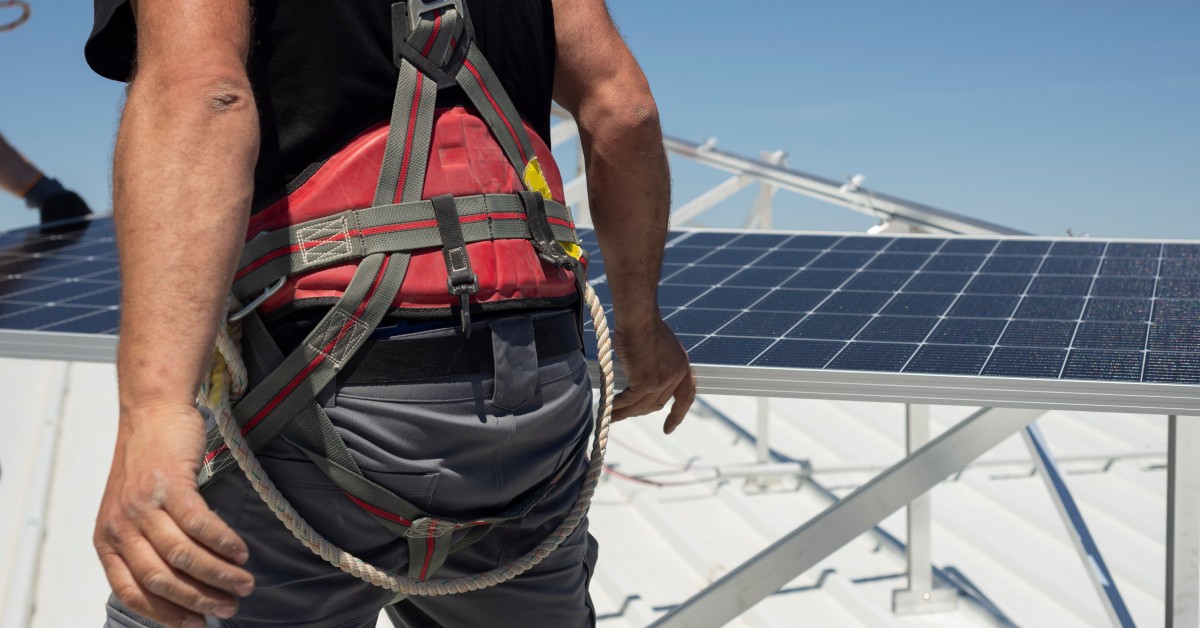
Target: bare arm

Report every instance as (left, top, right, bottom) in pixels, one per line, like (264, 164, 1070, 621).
(0, 133, 42, 197)
(94, 1, 258, 625)
(553, 0, 694, 432)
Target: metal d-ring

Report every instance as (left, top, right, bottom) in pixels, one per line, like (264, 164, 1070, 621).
(229, 277, 286, 323)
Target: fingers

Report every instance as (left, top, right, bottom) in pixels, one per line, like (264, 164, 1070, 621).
(612, 388, 655, 422)
(99, 547, 207, 628)
(662, 371, 696, 435)
(143, 508, 254, 598)
(164, 487, 251, 570)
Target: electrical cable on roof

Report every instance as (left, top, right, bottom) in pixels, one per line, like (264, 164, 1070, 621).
(0, 1, 30, 33)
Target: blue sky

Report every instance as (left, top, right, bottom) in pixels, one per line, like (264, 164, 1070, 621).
(1, 0, 1196, 238)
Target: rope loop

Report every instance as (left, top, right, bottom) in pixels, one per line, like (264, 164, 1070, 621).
(200, 285, 614, 595)
(0, 1, 30, 34)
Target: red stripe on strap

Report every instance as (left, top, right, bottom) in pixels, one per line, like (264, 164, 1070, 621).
(203, 445, 228, 464)
(420, 14, 442, 57)
(462, 59, 528, 163)
(419, 520, 438, 580)
(345, 493, 413, 526)
(394, 72, 426, 203)
(240, 257, 392, 435)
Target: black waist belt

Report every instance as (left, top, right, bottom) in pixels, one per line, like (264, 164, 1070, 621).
(340, 311, 581, 386)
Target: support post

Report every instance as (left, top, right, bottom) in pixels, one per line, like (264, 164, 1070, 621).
(651, 407, 1044, 628)
(1167, 415, 1200, 628)
(746, 397, 784, 491)
(892, 404, 957, 614)
(1023, 422, 1134, 627)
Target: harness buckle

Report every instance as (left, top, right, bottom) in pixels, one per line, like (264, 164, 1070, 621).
(402, 0, 461, 36)
(229, 277, 286, 323)
(447, 273, 478, 336)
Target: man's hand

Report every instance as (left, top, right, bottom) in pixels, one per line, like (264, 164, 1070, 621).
(94, 404, 254, 628)
(612, 317, 696, 433)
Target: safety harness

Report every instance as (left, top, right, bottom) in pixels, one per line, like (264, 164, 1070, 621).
(196, 0, 615, 596)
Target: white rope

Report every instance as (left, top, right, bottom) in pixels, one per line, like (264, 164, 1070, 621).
(200, 285, 614, 595)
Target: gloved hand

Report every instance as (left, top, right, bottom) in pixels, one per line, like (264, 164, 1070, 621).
(39, 190, 93, 224)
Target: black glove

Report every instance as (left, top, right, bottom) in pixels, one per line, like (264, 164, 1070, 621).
(38, 191, 93, 224)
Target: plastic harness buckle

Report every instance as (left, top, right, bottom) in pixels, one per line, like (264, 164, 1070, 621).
(447, 273, 478, 336)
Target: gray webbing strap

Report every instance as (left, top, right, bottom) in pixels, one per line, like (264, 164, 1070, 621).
(372, 62, 436, 207)
(520, 190, 575, 269)
(233, 196, 578, 300)
(232, 253, 407, 439)
(454, 43, 538, 178)
(431, 194, 477, 333)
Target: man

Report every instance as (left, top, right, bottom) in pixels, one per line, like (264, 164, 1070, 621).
(85, 1, 692, 626)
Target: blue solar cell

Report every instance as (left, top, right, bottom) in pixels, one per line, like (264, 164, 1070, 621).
(756, 289, 830, 313)
(687, 336, 775, 366)
(1014, 297, 1085, 320)
(983, 347, 1066, 378)
(904, 345, 991, 375)
(1091, 277, 1155, 298)
(1000, 320, 1077, 347)
(965, 275, 1032, 295)
(591, 282, 613, 305)
(809, 251, 876, 269)
(1100, 258, 1158, 276)
(0, 277, 58, 297)
(1040, 257, 1101, 275)
(1144, 353, 1200, 384)
(923, 255, 985, 273)
(690, 287, 770, 310)
(673, 334, 708, 351)
(1152, 279, 1200, 300)
(586, 260, 604, 277)
(903, 273, 971, 293)
(1049, 241, 1106, 256)
(843, 271, 911, 292)
(663, 265, 738, 286)
(784, 269, 854, 290)
(1062, 351, 1144, 381)
(866, 253, 929, 271)
(887, 238, 946, 253)
(1155, 300, 1200, 324)
(723, 267, 796, 287)
(752, 339, 845, 369)
(816, 291, 892, 314)
(981, 256, 1042, 274)
(1027, 276, 1092, 296)
(662, 247, 709, 264)
(780, 235, 840, 250)
(719, 312, 803, 337)
(0, 304, 112, 331)
(1106, 243, 1160, 258)
(1164, 244, 1200, 259)
(833, 236, 893, 251)
(927, 318, 1007, 345)
(698, 248, 766, 266)
(827, 342, 917, 372)
(681, 232, 740, 247)
(0, 302, 33, 317)
(787, 314, 871, 340)
(881, 293, 955, 316)
(1072, 323, 1147, 350)
(43, 308, 120, 334)
(1161, 259, 1200, 278)
(730, 233, 791, 248)
(1149, 325, 1200, 353)
(1084, 299, 1152, 322)
(948, 295, 1020, 318)
(941, 240, 997, 254)
(656, 285, 706, 308)
(8, 281, 117, 304)
(664, 308, 740, 334)
(757, 249, 819, 268)
(658, 264, 684, 280)
(855, 316, 938, 342)
(995, 241, 1051, 255)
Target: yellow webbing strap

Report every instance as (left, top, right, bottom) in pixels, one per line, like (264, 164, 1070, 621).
(523, 157, 584, 261)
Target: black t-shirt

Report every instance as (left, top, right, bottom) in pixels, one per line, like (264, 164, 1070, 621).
(85, 0, 556, 204)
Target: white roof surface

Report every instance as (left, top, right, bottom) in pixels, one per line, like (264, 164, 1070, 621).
(0, 356, 1175, 627)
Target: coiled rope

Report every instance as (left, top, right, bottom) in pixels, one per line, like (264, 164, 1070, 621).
(0, 1, 29, 33)
(201, 285, 614, 595)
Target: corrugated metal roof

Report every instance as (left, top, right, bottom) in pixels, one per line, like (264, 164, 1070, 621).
(0, 359, 1173, 627)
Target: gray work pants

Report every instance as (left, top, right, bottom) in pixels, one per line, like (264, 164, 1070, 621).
(105, 313, 598, 627)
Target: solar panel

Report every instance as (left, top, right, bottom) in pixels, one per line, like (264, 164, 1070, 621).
(2, 220, 1200, 412)
(575, 228, 1200, 389)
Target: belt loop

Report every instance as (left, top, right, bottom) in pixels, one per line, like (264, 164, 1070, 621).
(489, 316, 537, 412)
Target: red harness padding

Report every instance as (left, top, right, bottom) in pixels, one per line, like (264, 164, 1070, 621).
(246, 106, 576, 316)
